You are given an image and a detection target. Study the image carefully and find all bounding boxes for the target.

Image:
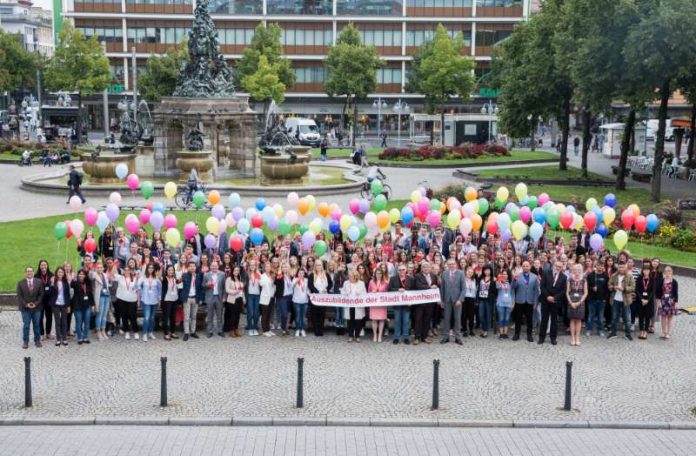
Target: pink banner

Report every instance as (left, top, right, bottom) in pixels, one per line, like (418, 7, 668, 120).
(309, 289, 441, 308)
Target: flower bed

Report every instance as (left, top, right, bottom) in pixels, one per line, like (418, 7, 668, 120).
(378, 143, 509, 161)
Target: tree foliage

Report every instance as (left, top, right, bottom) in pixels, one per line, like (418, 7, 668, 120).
(241, 55, 286, 119)
(139, 39, 188, 102)
(0, 30, 38, 93)
(44, 23, 111, 95)
(236, 23, 294, 90)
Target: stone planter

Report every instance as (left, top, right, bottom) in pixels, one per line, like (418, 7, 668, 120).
(259, 146, 311, 185)
(176, 150, 215, 182)
(78, 151, 136, 184)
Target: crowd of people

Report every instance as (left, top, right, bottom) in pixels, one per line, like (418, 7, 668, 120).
(16, 217, 680, 349)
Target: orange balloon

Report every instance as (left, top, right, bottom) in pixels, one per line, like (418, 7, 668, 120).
(471, 214, 483, 232)
(317, 202, 330, 218)
(377, 210, 390, 228)
(465, 187, 477, 202)
(298, 198, 309, 216)
(208, 190, 221, 205)
(487, 212, 499, 223)
(628, 203, 640, 217)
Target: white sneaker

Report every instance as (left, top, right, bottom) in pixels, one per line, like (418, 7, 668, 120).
(270, 331, 276, 337)
(585, 331, 591, 337)
(301, 330, 306, 337)
(149, 333, 156, 340)
(134, 333, 140, 340)
(125, 332, 131, 340)
(143, 334, 148, 342)
(248, 330, 253, 336)
(263, 331, 272, 337)
(295, 330, 300, 337)
(253, 330, 259, 336)
(119, 329, 125, 335)
(360, 329, 365, 337)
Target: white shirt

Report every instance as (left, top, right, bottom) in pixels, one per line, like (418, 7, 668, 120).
(115, 274, 138, 302)
(614, 275, 625, 302)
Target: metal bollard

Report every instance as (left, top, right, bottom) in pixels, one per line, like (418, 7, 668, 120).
(296, 357, 304, 408)
(24, 357, 32, 408)
(160, 357, 168, 407)
(564, 361, 573, 411)
(432, 359, 440, 410)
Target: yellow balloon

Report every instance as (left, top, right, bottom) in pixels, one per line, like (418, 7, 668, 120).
(389, 208, 400, 224)
(205, 216, 220, 234)
(603, 207, 616, 226)
(309, 218, 322, 235)
(514, 182, 528, 201)
(628, 203, 640, 217)
(340, 214, 352, 232)
(164, 181, 177, 199)
(496, 186, 509, 202)
(165, 228, 180, 246)
(585, 198, 598, 212)
(446, 210, 461, 230)
(511, 220, 527, 241)
(306, 195, 316, 212)
(471, 200, 479, 215)
(273, 203, 284, 218)
(410, 190, 422, 203)
(613, 229, 628, 250)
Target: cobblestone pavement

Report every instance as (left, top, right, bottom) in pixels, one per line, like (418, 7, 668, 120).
(1, 425, 696, 456)
(0, 275, 695, 422)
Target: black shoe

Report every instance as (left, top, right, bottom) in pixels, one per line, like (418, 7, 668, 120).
(608, 333, 617, 340)
(83, 340, 90, 344)
(527, 335, 534, 343)
(462, 332, 468, 338)
(35, 341, 43, 348)
(403, 339, 410, 345)
(537, 339, 544, 345)
(191, 333, 199, 339)
(393, 339, 399, 345)
(218, 332, 225, 337)
(440, 338, 449, 344)
(550, 339, 557, 345)
(183, 334, 189, 341)
(78, 340, 84, 345)
(512, 334, 520, 341)
(625, 334, 633, 341)
(207, 333, 213, 338)
(455, 339, 463, 345)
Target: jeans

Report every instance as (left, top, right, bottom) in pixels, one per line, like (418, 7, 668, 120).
(497, 305, 512, 327)
(392, 307, 410, 340)
(294, 302, 308, 331)
(247, 294, 260, 331)
(21, 309, 41, 343)
(74, 307, 92, 340)
(142, 303, 157, 335)
(611, 301, 631, 336)
(96, 295, 110, 330)
(277, 295, 291, 331)
(478, 300, 493, 332)
(587, 299, 605, 333)
(334, 306, 345, 328)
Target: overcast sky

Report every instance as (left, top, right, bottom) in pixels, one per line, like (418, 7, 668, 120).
(34, 0, 53, 12)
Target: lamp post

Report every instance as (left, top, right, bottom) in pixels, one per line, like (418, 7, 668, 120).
(393, 99, 409, 145)
(481, 101, 499, 143)
(373, 97, 387, 140)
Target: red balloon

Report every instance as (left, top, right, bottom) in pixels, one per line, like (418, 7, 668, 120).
(65, 220, 73, 239)
(583, 212, 597, 232)
(84, 238, 96, 254)
(560, 211, 574, 230)
(229, 235, 244, 252)
(486, 220, 499, 235)
(251, 215, 263, 228)
(621, 209, 635, 230)
(634, 215, 647, 233)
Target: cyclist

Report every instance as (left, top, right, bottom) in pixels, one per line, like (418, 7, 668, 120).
(366, 165, 386, 184)
(186, 168, 201, 204)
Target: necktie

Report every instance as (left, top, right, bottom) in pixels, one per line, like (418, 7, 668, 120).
(28, 280, 33, 291)
(553, 273, 558, 286)
(450, 271, 454, 281)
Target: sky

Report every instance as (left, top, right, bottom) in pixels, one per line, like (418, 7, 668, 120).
(33, 0, 53, 12)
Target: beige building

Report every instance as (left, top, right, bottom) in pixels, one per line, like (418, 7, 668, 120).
(0, 0, 54, 55)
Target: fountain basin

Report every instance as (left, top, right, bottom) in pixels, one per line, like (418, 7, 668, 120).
(259, 146, 311, 185)
(176, 150, 215, 183)
(78, 151, 136, 184)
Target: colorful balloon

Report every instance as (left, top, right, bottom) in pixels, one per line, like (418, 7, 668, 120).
(496, 186, 509, 202)
(287, 192, 299, 206)
(464, 186, 477, 202)
(529, 222, 544, 242)
(192, 191, 206, 209)
(69, 195, 82, 211)
(54, 222, 68, 240)
(511, 220, 527, 241)
(620, 209, 635, 230)
(96, 211, 109, 233)
(164, 181, 177, 199)
(446, 210, 461, 230)
(141, 181, 154, 200)
(139, 209, 151, 225)
(115, 163, 128, 180)
(183, 221, 198, 239)
(514, 182, 528, 201)
(149, 211, 164, 231)
(228, 192, 241, 208)
(83, 238, 96, 254)
(124, 215, 139, 235)
(229, 235, 243, 252)
(604, 193, 617, 208)
(585, 198, 598, 212)
(583, 212, 597, 232)
(206, 216, 220, 234)
(165, 228, 181, 246)
(646, 214, 659, 233)
(109, 192, 122, 206)
(105, 203, 120, 223)
(371, 179, 384, 196)
(84, 207, 98, 226)
(126, 174, 140, 191)
(373, 194, 387, 211)
(250, 228, 264, 246)
(634, 215, 647, 233)
(315, 240, 328, 256)
(613, 230, 628, 250)
(589, 233, 604, 252)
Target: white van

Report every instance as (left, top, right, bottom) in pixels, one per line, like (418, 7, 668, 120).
(285, 118, 321, 146)
(646, 119, 675, 141)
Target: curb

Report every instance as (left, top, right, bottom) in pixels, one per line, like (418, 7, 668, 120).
(1, 416, 693, 429)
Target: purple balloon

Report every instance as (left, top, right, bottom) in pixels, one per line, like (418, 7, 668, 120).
(204, 234, 216, 249)
(149, 211, 164, 232)
(501, 229, 511, 244)
(231, 207, 244, 221)
(358, 199, 370, 214)
(589, 233, 604, 252)
(211, 204, 225, 220)
(106, 203, 120, 223)
(302, 231, 316, 250)
(267, 216, 279, 231)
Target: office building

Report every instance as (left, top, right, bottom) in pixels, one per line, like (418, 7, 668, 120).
(0, 0, 53, 55)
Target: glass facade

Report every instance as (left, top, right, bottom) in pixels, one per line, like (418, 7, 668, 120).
(281, 28, 332, 46)
(408, 0, 471, 6)
(475, 27, 512, 46)
(127, 26, 190, 44)
(209, 0, 261, 14)
(377, 68, 402, 85)
(336, 0, 403, 16)
(125, 0, 191, 4)
(267, 0, 332, 15)
(359, 29, 402, 47)
(294, 66, 327, 83)
(219, 27, 255, 45)
(77, 26, 123, 43)
(407, 29, 471, 47)
(476, 0, 521, 6)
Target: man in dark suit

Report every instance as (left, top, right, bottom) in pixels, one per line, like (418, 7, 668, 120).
(388, 264, 414, 345)
(439, 259, 466, 345)
(413, 261, 439, 345)
(179, 261, 204, 341)
(538, 260, 567, 345)
(17, 266, 44, 348)
(576, 230, 590, 256)
(66, 165, 86, 204)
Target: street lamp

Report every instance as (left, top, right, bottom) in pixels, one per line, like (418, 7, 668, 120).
(393, 99, 409, 146)
(481, 101, 499, 143)
(372, 97, 387, 138)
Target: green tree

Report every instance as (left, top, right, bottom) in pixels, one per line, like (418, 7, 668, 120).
(241, 55, 286, 120)
(236, 23, 294, 90)
(139, 39, 188, 102)
(624, 0, 696, 201)
(409, 24, 475, 145)
(325, 23, 383, 146)
(0, 30, 38, 93)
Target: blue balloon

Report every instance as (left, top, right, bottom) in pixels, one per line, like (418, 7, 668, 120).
(255, 198, 266, 211)
(328, 220, 340, 234)
(250, 228, 264, 246)
(604, 193, 617, 208)
(532, 207, 546, 225)
(592, 205, 603, 224)
(228, 192, 241, 208)
(401, 206, 414, 224)
(646, 214, 660, 233)
(152, 202, 165, 214)
(596, 223, 608, 238)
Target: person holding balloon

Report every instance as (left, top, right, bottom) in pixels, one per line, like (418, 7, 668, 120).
(89, 262, 112, 341)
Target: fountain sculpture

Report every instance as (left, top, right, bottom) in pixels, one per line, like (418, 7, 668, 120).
(258, 102, 312, 184)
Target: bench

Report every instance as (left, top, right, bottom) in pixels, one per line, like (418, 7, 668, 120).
(611, 165, 631, 177)
(631, 169, 652, 182)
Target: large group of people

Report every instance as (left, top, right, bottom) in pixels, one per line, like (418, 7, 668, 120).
(16, 216, 680, 349)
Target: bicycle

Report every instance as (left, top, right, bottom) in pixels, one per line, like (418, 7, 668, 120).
(360, 177, 392, 201)
(174, 183, 209, 209)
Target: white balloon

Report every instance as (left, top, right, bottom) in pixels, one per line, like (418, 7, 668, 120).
(115, 163, 128, 180)
(109, 192, 122, 206)
(69, 195, 82, 211)
(286, 210, 298, 225)
(96, 211, 110, 233)
(459, 218, 473, 237)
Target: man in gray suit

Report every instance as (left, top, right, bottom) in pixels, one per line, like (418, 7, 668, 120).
(17, 266, 44, 348)
(512, 260, 540, 342)
(204, 260, 226, 338)
(440, 259, 466, 345)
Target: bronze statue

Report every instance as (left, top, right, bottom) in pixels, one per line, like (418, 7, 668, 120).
(186, 127, 205, 151)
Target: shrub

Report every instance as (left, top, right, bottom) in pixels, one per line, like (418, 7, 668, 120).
(378, 143, 509, 161)
(671, 228, 695, 251)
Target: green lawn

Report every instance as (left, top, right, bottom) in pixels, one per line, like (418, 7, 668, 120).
(477, 165, 611, 182)
(309, 147, 382, 160)
(373, 149, 558, 166)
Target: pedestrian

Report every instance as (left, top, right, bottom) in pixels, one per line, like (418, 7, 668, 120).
(367, 267, 389, 343)
(48, 267, 71, 346)
(308, 260, 332, 336)
(495, 269, 514, 339)
(342, 269, 367, 342)
(66, 164, 86, 204)
(246, 260, 261, 336)
(390, 263, 415, 344)
(36, 260, 53, 340)
(137, 263, 161, 342)
(573, 136, 580, 156)
(538, 261, 567, 345)
(204, 260, 226, 338)
(476, 265, 496, 338)
(566, 264, 588, 346)
(380, 129, 388, 148)
(512, 260, 540, 342)
(658, 266, 679, 340)
(319, 135, 328, 162)
(635, 262, 656, 340)
(292, 269, 309, 337)
(461, 266, 478, 338)
(439, 259, 465, 345)
(161, 265, 180, 340)
(259, 261, 277, 336)
(586, 261, 609, 336)
(17, 265, 44, 348)
(90, 262, 111, 341)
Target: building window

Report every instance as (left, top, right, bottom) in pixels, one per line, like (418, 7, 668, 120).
(267, 0, 332, 15)
(475, 27, 512, 46)
(359, 30, 402, 47)
(294, 66, 327, 83)
(218, 28, 255, 45)
(336, 0, 403, 16)
(281, 28, 332, 46)
(407, 0, 472, 6)
(77, 26, 123, 43)
(377, 68, 402, 85)
(209, 0, 262, 14)
(127, 27, 190, 44)
(475, 0, 521, 6)
(125, 0, 192, 4)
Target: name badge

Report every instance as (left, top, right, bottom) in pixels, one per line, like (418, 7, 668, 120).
(642, 292, 648, 298)
(572, 293, 580, 300)
(83, 296, 89, 301)
(44, 286, 49, 291)
(479, 290, 488, 298)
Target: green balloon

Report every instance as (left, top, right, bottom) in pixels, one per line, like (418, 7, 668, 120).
(527, 195, 538, 209)
(429, 199, 440, 211)
(278, 219, 291, 235)
(546, 208, 559, 229)
(54, 222, 67, 240)
(373, 194, 387, 211)
(508, 205, 520, 221)
(192, 191, 206, 209)
(141, 181, 154, 200)
(494, 197, 505, 211)
(314, 240, 328, 256)
(370, 179, 383, 196)
(299, 224, 308, 235)
(477, 198, 489, 215)
(359, 224, 368, 240)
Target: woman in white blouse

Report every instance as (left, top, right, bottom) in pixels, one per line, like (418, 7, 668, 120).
(341, 269, 367, 342)
(259, 261, 277, 336)
(114, 266, 139, 340)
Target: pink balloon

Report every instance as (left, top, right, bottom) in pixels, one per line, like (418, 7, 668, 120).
(427, 210, 441, 227)
(330, 209, 342, 221)
(519, 206, 532, 224)
(538, 193, 550, 206)
(127, 174, 140, 191)
(164, 214, 178, 229)
(183, 221, 198, 239)
(124, 214, 140, 235)
(139, 209, 151, 225)
(84, 207, 98, 226)
(349, 199, 360, 215)
(417, 197, 430, 215)
(146, 202, 153, 212)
